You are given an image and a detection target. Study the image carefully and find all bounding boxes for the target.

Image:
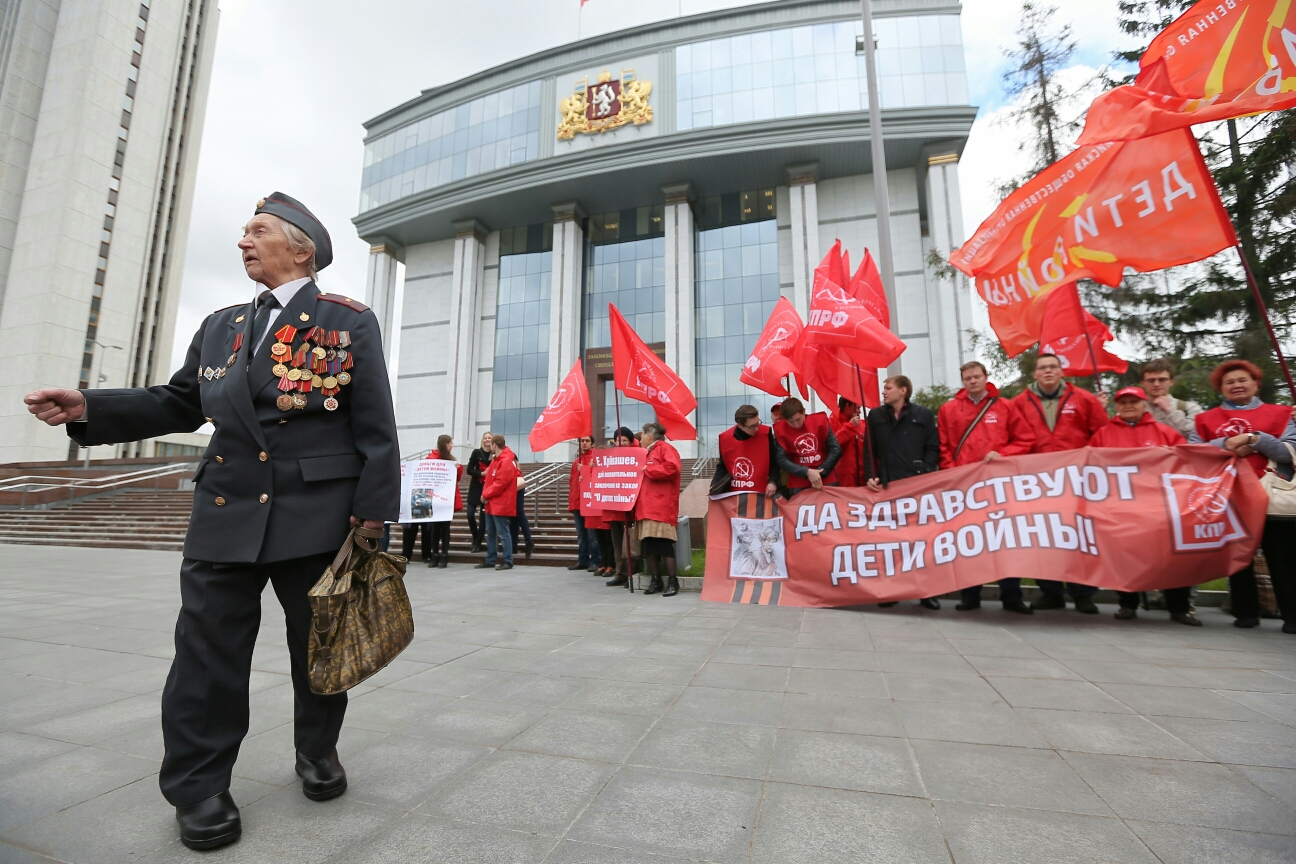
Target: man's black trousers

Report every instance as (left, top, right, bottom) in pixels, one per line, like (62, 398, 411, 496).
(159, 552, 346, 807)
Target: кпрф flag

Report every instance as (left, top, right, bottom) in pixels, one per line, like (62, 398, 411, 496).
(608, 304, 697, 440)
(528, 360, 592, 453)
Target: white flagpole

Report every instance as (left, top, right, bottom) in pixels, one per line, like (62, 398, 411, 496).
(859, 0, 899, 374)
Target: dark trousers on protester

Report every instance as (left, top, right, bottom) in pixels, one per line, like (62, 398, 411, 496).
(1117, 587, 1191, 614)
(1037, 579, 1098, 600)
(572, 512, 594, 566)
(429, 522, 451, 557)
(401, 523, 432, 561)
(159, 552, 346, 807)
(961, 578, 1023, 605)
(466, 486, 485, 547)
(485, 514, 513, 566)
(511, 489, 532, 552)
(1231, 517, 1296, 622)
(596, 528, 614, 570)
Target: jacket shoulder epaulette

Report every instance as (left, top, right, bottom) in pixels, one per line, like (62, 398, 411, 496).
(318, 293, 369, 313)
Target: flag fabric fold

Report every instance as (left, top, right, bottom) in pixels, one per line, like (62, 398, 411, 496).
(1037, 284, 1130, 376)
(740, 296, 804, 397)
(804, 242, 906, 370)
(528, 360, 592, 453)
(608, 303, 698, 440)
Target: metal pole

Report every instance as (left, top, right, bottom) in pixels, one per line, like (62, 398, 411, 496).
(860, 0, 898, 375)
(1236, 244, 1296, 398)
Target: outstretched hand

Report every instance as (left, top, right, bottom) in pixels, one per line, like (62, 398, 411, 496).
(24, 388, 85, 425)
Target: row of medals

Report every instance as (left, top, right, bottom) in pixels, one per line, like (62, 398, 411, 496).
(270, 324, 354, 412)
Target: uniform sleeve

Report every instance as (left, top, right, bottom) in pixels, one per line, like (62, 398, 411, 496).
(1002, 401, 1037, 456)
(346, 309, 401, 522)
(68, 318, 208, 447)
(937, 403, 955, 470)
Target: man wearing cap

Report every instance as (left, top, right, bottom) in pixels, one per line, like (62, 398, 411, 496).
(23, 193, 400, 850)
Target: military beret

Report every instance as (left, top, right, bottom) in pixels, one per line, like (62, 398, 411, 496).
(254, 192, 333, 271)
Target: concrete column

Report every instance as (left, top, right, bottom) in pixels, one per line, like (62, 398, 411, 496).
(545, 201, 584, 463)
(786, 162, 820, 411)
(925, 153, 971, 386)
(662, 182, 697, 459)
(364, 239, 402, 391)
(448, 219, 487, 460)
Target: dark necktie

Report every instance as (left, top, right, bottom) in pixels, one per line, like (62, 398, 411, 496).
(250, 290, 279, 353)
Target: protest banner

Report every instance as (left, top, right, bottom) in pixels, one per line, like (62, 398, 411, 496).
(580, 446, 647, 518)
(702, 446, 1265, 607)
(398, 459, 459, 523)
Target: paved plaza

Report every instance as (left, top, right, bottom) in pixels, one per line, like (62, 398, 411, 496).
(0, 545, 1294, 863)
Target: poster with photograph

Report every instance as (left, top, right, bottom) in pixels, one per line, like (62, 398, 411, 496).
(398, 459, 458, 523)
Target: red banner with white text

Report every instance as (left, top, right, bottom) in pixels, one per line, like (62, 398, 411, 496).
(580, 447, 646, 517)
(702, 447, 1265, 607)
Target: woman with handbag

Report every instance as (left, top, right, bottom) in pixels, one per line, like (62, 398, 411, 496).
(428, 435, 464, 569)
(1191, 360, 1296, 633)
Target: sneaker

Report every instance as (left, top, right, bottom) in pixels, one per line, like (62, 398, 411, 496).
(1114, 607, 1137, 620)
(1003, 600, 1034, 615)
(955, 600, 981, 611)
(1171, 612, 1203, 627)
(1234, 617, 1261, 628)
(1074, 597, 1099, 615)
(1031, 594, 1066, 611)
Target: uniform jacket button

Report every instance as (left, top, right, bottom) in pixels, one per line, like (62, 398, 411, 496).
(259, 493, 268, 503)
(259, 451, 268, 461)
(215, 456, 224, 463)
(215, 497, 226, 506)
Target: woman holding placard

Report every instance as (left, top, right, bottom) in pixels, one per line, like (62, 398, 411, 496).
(429, 435, 464, 569)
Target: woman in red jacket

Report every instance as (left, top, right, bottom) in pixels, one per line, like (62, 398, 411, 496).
(427, 435, 465, 569)
(476, 434, 519, 571)
(635, 422, 682, 596)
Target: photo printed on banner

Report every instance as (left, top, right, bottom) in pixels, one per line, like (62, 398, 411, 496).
(730, 517, 788, 580)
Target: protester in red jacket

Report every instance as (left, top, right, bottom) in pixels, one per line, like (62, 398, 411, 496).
(829, 397, 874, 487)
(1014, 353, 1109, 613)
(567, 436, 601, 572)
(477, 434, 518, 570)
(424, 435, 464, 570)
(635, 422, 683, 596)
(773, 397, 842, 493)
(938, 362, 1036, 615)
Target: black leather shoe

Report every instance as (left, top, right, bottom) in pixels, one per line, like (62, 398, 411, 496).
(1283, 620, 1296, 634)
(955, 600, 981, 611)
(470, 543, 482, 553)
(1171, 612, 1203, 627)
(919, 598, 941, 610)
(296, 749, 347, 801)
(605, 573, 629, 587)
(525, 541, 535, 559)
(1114, 607, 1137, 620)
(440, 554, 449, 569)
(1074, 597, 1099, 614)
(1234, 617, 1260, 628)
(1031, 594, 1066, 611)
(663, 576, 679, 597)
(474, 562, 494, 569)
(877, 601, 899, 607)
(643, 575, 664, 595)
(1003, 600, 1034, 615)
(176, 790, 241, 850)
(568, 563, 587, 570)
(588, 565, 600, 572)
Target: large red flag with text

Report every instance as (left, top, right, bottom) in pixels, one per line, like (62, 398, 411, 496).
(1079, 0, 1296, 144)
(609, 303, 698, 440)
(951, 128, 1237, 356)
(740, 296, 803, 397)
(528, 360, 592, 453)
(1037, 284, 1130, 376)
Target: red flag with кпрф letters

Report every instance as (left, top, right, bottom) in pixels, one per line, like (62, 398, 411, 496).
(609, 303, 698, 440)
(528, 360, 592, 453)
(950, 128, 1237, 357)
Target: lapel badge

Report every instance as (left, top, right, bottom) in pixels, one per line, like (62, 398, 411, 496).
(299, 312, 310, 322)
(204, 367, 214, 380)
(235, 314, 245, 323)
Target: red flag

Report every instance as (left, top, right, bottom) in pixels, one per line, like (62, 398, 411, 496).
(528, 360, 592, 453)
(1079, 0, 1296, 144)
(608, 304, 698, 440)
(951, 128, 1237, 356)
(1037, 285, 1130, 376)
(805, 249, 906, 369)
(848, 248, 890, 329)
(740, 296, 803, 397)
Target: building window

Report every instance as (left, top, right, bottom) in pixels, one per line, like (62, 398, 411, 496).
(360, 80, 542, 213)
(694, 188, 780, 444)
(583, 206, 665, 437)
(676, 16, 966, 132)
(490, 223, 552, 463)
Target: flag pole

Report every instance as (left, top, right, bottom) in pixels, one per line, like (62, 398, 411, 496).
(859, 0, 899, 376)
(1236, 244, 1296, 399)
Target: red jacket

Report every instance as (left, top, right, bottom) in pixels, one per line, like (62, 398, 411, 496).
(635, 440, 681, 526)
(568, 450, 595, 513)
(829, 408, 871, 487)
(431, 451, 465, 511)
(938, 384, 1036, 469)
(482, 446, 519, 517)
(1090, 412, 1185, 448)
(1014, 384, 1108, 452)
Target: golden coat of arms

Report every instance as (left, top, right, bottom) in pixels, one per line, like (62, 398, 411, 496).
(557, 69, 652, 140)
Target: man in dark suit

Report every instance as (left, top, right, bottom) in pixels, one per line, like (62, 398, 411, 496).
(24, 193, 399, 850)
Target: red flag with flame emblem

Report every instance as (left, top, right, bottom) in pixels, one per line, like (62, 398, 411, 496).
(951, 128, 1236, 356)
(740, 296, 803, 397)
(528, 360, 592, 453)
(1037, 285, 1129, 376)
(609, 304, 698, 440)
(1079, 0, 1296, 144)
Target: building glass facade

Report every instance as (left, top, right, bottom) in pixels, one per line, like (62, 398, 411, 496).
(583, 206, 665, 437)
(676, 16, 965, 131)
(491, 223, 552, 462)
(360, 80, 542, 213)
(694, 189, 780, 444)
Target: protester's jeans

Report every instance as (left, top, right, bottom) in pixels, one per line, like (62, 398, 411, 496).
(573, 512, 593, 566)
(1118, 588, 1191, 614)
(961, 578, 1023, 605)
(484, 514, 513, 567)
(1037, 579, 1098, 599)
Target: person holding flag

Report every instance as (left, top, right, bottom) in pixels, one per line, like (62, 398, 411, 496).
(606, 426, 641, 586)
(829, 397, 874, 488)
(712, 405, 779, 497)
(773, 397, 842, 496)
(567, 435, 601, 573)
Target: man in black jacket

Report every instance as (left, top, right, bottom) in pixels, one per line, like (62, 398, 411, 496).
(465, 433, 494, 552)
(24, 193, 399, 850)
(867, 375, 942, 610)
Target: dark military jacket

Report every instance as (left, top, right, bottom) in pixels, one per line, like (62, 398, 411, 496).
(69, 282, 400, 563)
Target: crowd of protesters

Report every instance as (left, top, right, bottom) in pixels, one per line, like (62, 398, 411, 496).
(710, 356, 1296, 635)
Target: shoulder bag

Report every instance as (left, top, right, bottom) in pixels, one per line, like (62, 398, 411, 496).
(1261, 441, 1296, 518)
(953, 396, 999, 464)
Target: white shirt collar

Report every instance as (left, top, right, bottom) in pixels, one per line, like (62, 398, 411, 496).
(255, 276, 312, 308)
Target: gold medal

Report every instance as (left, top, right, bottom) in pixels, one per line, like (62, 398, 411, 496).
(272, 363, 288, 378)
(271, 343, 289, 358)
(291, 393, 307, 409)
(312, 345, 327, 359)
(299, 312, 310, 322)
(276, 394, 293, 411)
(287, 368, 302, 381)
(311, 375, 323, 388)
(324, 397, 339, 411)
(337, 371, 351, 386)
(322, 375, 338, 390)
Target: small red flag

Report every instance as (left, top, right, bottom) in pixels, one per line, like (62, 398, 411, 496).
(1037, 285, 1129, 376)
(848, 248, 890, 330)
(528, 360, 592, 453)
(609, 304, 698, 440)
(740, 296, 804, 397)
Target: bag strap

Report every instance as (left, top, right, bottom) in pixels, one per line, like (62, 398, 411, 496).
(327, 525, 383, 576)
(954, 396, 999, 463)
(1268, 441, 1296, 474)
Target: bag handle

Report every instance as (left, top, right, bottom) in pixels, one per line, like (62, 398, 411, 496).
(954, 396, 999, 464)
(326, 525, 384, 576)
(1267, 441, 1296, 474)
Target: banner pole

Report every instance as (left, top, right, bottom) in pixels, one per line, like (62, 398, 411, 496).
(1236, 244, 1296, 399)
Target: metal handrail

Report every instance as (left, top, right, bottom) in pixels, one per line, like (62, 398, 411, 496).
(693, 440, 713, 475)
(0, 461, 197, 494)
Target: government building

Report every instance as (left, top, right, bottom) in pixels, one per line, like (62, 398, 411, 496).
(0, 0, 218, 463)
(353, 0, 975, 463)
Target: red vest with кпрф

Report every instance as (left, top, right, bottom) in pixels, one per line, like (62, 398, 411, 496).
(774, 413, 832, 489)
(1194, 402, 1292, 478)
(718, 425, 771, 492)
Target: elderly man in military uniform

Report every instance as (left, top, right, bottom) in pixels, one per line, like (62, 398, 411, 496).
(24, 193, 399, 850)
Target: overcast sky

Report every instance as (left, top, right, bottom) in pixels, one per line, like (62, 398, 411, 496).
(173, 0, 1131, 370)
